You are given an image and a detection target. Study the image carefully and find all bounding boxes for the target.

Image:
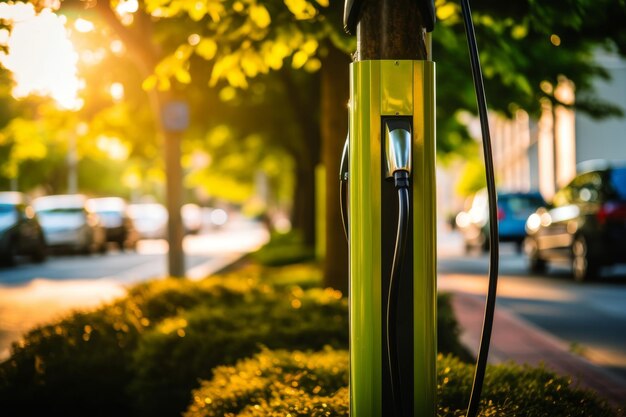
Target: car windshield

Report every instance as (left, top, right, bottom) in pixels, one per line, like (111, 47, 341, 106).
(500, 195, 544, 217)
(609, 168, 626, 200)
(0, 204, 17, 228)
(0, 204, 14, 215)
(97, 210, 122, 218)
(97, 210, 124, 228)
(37, 208, 86, 229)
(37, 208, 83, 215)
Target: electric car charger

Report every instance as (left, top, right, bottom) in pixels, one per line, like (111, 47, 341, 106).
(341, 1, 499, 416)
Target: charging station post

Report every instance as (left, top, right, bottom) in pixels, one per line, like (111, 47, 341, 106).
(344, 1, 500, 416)
(344, 1, 437, 416)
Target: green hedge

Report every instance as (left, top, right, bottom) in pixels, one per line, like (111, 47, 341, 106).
(129, 286, 348, 416)
(0, 276, 252, 417)
(251, 231, 316, 266)
(0, 262, 482, 417)
(0, 306, 140, 417)
(185, 348, 616, 417)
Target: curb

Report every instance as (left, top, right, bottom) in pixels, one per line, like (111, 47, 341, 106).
(186, 252, 250, 280)
(450, 290, 626, 410)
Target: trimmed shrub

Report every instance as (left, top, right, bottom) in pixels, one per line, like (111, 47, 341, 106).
(185, 348, 349, 417)
(0, 303, 141, 416)
(0, 261, 470, 417)
(437, 292, 472, 361)
(251, 231, 316, 266)
(260, 262, 323, 290)
(129, 286, 348, 416)
(437, 354, 617, 416)
(185, 348, 617, 417)
(0, 274, 263, 417)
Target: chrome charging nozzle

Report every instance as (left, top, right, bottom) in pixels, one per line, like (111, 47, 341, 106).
(384, 119, 412, 179)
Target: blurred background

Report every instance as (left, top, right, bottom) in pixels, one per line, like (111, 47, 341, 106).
(0, 0, 625, 394)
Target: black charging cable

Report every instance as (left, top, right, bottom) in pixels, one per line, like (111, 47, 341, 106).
(340, 136, 350, 241)
(460, 1, 500, 416)
(387, 170, 411, 417)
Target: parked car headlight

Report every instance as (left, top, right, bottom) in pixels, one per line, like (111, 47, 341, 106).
(455, 211, 470, 229)
(526, 213, 541, 232)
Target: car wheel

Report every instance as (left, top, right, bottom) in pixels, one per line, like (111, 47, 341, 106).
(99, 241, 108, 254)
(1, 240, 18, 266)
(464, 242, 472, 254)
(481, 235, 490, 253)
(572, 235, 599, 282)
(128, 238, 138, 252)
(31, 235, 47, 263)
(527, 238, 546, 273)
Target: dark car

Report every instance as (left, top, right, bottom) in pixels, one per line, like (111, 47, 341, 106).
(0, 192, 47, 265)
(525, 162, 626, 281)
(456, 189, 545, 253)
(87, 197, 139, 250)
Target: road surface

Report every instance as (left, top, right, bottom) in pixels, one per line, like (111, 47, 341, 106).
(439, 230, 626, 384)
(0, 219, 268, 359)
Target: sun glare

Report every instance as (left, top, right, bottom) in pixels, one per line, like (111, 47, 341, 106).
(74, 18, 95, 33)
(109, 82, 124, 101)
(0, 3, 82, 110)
(116, 0, 139, 15)
(97, 134, 129, 161)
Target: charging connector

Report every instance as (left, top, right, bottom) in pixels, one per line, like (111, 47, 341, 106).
(385, 119, 412, 179)
(384, 119, 412, 417)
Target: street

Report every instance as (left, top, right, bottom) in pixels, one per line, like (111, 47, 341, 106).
(438, 230, 626, 385)
(2, 221, 626, 389)
(0, 218, 268, 359)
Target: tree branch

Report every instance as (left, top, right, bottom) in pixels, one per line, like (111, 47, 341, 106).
(92, 0, 160, 76)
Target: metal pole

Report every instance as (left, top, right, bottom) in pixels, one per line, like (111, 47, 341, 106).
(159, 99, 189, 278)
(164, 129, 185, 277)
(68, 132, 78, 194)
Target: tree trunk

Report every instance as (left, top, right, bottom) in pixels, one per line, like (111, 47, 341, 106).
(292, 162, 316, 247)
(321, 44, 351, 294)
(280, 70, 320, 247)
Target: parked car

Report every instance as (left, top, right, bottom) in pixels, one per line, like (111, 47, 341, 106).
(33, 194, 106, 254)
(456, 189, 546, 253)
(525, 161, 626, 281)
(128, 203, 168, 239)
(204, 207, 228, 229)
(87, 197, 139, 250)
(181, 203, 202, 234)
(0, 192, 47, 265)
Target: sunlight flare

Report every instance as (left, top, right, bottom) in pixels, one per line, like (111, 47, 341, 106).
(0, 3, 82, 109)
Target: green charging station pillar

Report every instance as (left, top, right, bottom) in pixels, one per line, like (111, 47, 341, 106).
(349, 59, 436, 416)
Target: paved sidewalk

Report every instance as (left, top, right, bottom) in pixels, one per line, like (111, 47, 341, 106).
(450, 289, 626, 410)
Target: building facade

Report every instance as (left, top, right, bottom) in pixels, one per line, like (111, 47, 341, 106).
(496, 50, 626, 200)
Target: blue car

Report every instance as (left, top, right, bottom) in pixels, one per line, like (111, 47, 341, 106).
(457, 189, 546, 253)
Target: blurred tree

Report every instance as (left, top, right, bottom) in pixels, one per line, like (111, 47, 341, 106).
(147, 0, 626, 290)
(455, 155, 487, 198)
(1, 0, 625, 289)
(433, 0, 626, 132)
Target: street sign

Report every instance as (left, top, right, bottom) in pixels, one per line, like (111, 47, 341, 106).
(162, 101, 189, 132)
